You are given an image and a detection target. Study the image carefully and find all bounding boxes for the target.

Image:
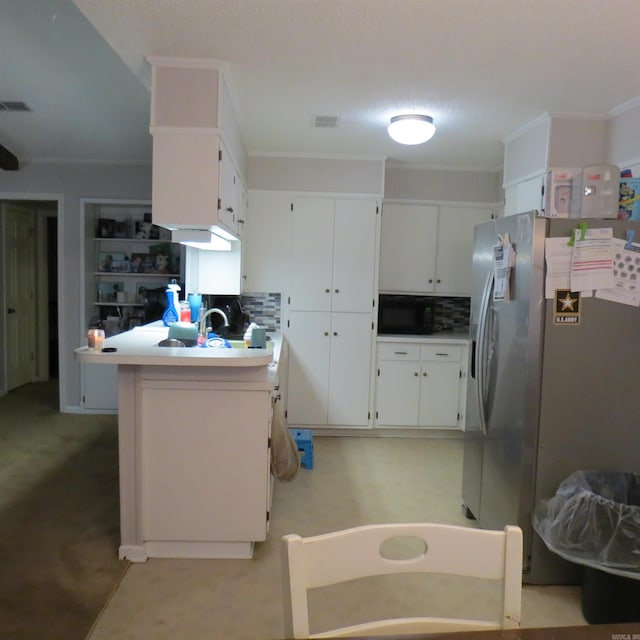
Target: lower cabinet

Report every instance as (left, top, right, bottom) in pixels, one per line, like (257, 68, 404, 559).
(81, 363, 118, 412)
(286, 311, 373, 427)
(375, 339, 468, 429)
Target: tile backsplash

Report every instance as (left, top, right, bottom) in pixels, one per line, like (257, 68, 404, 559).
(433, 296, 470, 332)
(240, 292, 281, 332)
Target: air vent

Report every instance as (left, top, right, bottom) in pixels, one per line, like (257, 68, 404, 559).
(0, 101, 31, 112)
(314, 115, 339, 128)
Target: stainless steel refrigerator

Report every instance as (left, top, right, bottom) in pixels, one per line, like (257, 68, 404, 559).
(462, 210, 640, 584)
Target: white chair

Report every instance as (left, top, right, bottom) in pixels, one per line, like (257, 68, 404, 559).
(281, 522, 522, 639)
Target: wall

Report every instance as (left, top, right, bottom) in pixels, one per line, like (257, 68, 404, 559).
(607, 98, 640, 170)
(0, 161, 151, 412)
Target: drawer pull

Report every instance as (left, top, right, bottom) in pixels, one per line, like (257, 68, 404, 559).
(435, 352, 449, 356)
(394, 351, 408, 355)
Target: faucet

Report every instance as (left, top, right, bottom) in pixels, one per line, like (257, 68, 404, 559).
(199, 308, 229, 337)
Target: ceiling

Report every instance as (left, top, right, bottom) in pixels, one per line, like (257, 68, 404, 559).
(2, 0, 640, 172)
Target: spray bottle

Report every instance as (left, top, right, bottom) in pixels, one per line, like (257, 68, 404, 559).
(162, 280, 181, 326)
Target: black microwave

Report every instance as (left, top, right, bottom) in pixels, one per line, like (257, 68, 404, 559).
(378, 294, 435, 335)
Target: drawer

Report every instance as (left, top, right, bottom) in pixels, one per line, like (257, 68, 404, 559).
(421, 344, 462, 362)
(377, 343, 420, 361)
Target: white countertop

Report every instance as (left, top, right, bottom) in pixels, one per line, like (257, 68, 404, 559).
(75, 322, 278, 368)
(377, 332, 470, 344)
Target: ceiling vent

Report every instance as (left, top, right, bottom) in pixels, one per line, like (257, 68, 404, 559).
(314, 115, 339, 128)
(0, 101, 31, 112)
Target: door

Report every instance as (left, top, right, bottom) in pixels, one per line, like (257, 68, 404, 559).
(418, 361, 460, 427)
(3, 203, 37, 390)
(376, 360, 420, 426)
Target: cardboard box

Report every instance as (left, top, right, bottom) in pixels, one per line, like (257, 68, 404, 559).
(543, 168, 582, 218)
(618, 177, 640, 220)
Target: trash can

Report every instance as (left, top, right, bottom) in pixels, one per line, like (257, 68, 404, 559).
(533, 470, 640, 624)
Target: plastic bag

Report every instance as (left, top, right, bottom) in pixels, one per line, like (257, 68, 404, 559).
(270, 398, 300, 482)
(533, 470, 640, 577)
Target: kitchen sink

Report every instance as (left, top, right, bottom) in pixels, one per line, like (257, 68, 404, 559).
(156, 338, 247, 349)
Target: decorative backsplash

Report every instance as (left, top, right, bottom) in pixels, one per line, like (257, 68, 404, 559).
(432, 296, 470, 332)
(239, 292, 469, 334)
(240, 292, 281, 332)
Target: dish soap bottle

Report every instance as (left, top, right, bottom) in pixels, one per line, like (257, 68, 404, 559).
(162, 281, 181, 326)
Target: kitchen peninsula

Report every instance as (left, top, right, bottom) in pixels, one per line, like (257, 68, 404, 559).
(76, 323, 280, 561)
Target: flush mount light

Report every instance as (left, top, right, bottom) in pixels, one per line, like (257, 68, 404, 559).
(387, 114, 436, 145)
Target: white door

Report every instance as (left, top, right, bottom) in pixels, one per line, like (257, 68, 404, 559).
(289, 198, 334, 312)
(418, 361, 461, 427)
(218, 141, 238, 233)
(3, 203, 37, 390)
(379, 204, 438, 293)
(435, 207, 493, 295)
(331, 199, 377, 313)
(375, 360, 421, 426)
(327, 312, 372, 426)
(286, 311, 331, 424)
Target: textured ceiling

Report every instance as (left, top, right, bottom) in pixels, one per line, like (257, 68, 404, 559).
(2, 1, 640, 170)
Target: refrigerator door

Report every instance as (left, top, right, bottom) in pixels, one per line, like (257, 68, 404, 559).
(463, 212, 546, 567)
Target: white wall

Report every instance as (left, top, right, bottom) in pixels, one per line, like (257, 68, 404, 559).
(608, 98, 640, 170)
(0, 161, 151, 412)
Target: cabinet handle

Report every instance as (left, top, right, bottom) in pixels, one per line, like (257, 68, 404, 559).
(414, 372, 419, 377)
(334, 288, 340, 293)
(226, 206, 234, 213)
(423, 372, 428, 376)
(428, 278, 433, 283)
(394, 351, 408, 355)
(324, 331, 329, 336)
(7, 307, 16, 314)
(325, 288, 330, 293)
(435, 352, 449, 356)
(238, 219, 245, 225)
(437, 279, 441, 283)
(333, 331, 338, 336)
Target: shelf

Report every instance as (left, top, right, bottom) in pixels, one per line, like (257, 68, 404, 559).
(93, 272, 180, 278)
(94, 302, 143, 307)
(93, 237, 171, 243)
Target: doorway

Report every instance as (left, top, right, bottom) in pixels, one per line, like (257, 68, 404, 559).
(0, 199, 58, 394)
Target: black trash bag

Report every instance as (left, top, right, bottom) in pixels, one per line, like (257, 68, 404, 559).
(533, 470, 640, 576)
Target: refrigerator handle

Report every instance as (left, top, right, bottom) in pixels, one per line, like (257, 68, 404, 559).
(476, 270, 493, 436)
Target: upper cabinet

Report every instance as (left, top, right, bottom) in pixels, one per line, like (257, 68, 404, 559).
(148, 58, 247, 238)
(379, 203, 493, 296)
(289, 197, 378, 313)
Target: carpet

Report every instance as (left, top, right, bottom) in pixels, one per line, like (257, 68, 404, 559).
(0, 381, 128, 640)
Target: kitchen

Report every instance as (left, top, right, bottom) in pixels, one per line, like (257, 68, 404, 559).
(2, 1, 640, 636)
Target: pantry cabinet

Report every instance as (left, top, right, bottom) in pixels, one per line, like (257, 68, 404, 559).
(285, 196, 379, 428)
(375, 338, 468, 429)
(379, 203, 493, 295)
(286, 311, 373, 427)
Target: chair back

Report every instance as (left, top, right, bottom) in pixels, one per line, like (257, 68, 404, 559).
(281, 522, 522, 638)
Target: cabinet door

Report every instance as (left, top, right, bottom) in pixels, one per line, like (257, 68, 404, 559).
(331, 199, 377, 312)
(82, 363, 118, 411)
(327, 312, 373, 426)
(286, 311, 331, 424)
(435, 207, 493, 295)
(242, 190, 292, 294)
(375, 360, 421, 426)
(379, 204, 438, 292)
(289, 198, 334, 311)
(218, 141, 238, 234)
(418, 361, 460, 427)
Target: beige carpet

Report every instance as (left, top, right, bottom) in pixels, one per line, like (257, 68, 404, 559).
(0, 381, 128, 640)
(88, 436, 586, 639)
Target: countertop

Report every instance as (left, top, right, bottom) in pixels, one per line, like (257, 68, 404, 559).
(75, 322, 278, 368)
(377, 331, 470, 344)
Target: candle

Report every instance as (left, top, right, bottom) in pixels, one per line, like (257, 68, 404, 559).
(87, 329, 105, 350)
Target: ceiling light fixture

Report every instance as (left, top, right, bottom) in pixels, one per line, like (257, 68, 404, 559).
(387, 114, 435, 145)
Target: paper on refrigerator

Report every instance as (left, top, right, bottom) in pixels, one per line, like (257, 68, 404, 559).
(595, 237, 640, 306)
(544, 237, 592, 299)
(570, 227, 615, 292)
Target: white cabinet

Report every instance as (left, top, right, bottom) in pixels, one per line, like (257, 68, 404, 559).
(375, 339, 468, 429)
(242, 190, 292, 293)
(152, 134, 244, 239)
(285, 196, 379, 428)
(379, 203, 493, 295)
(289, 197, 378, 312)
(287, 311, 372, 427)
